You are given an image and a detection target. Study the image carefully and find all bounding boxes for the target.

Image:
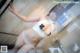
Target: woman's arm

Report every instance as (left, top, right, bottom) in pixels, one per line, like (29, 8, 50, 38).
(9, 4, 40, 22)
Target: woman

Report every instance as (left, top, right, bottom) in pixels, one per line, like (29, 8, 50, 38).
(9, 4, 57, 53)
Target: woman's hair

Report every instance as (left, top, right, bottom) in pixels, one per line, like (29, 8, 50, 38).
(32, 36, 41, 47)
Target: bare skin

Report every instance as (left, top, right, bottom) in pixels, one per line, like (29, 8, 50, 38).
(8, 4, 40, 22)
